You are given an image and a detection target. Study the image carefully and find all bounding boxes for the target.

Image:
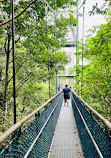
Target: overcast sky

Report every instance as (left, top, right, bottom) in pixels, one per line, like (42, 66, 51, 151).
(78, 0, 107, 40)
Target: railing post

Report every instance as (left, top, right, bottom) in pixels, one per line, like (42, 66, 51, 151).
(105, 127, 110, 136)
(18, 127, 21, 137)
(90, 110, 92, 117)
(35, 112, 40, 118)
(44, 105, 47, 110)
(35, 113, 37, 117)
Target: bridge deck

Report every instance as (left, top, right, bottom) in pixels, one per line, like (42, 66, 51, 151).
(48, 99, 83, 158)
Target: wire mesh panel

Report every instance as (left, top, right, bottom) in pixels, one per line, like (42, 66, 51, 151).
(71, 92, 111, 158)
(0, 93, 63, 158)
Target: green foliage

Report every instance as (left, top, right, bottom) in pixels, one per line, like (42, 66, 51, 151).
(76, 19, 111, 121)
(0, 0, 77, 138)
(89, 0, 111, 15)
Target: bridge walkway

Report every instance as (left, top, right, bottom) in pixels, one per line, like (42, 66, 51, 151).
(48, 99, 83, 158)
(0, 92, 111, 158)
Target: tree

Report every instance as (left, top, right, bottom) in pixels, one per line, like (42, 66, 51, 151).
(89, 0, 111, 15)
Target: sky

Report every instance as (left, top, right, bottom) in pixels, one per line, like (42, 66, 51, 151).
(78, 0, 107, 40)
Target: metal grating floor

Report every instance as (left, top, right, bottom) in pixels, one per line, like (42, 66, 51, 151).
(48, 99, 83, 158)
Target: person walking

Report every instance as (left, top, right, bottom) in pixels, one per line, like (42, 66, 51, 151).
(63, 85, 71, 106)
(57, 85, 60, 92)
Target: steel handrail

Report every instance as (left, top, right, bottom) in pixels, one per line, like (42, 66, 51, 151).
(0, 91, 62, 143)
(72, 91, 111, 131)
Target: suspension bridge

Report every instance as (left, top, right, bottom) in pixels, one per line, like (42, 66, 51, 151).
(0, 91, 111, 158)
(0, 0, 111, 157)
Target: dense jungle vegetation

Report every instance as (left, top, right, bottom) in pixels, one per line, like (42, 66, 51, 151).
(76, 0, 111, 121)
(0, 0, 111, 140)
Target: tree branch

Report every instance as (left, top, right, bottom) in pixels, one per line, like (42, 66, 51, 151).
(7, 72, 32, 102)
(16, 72, 32, 89)
(17, 78, 29, 91)
(0, 0, 7, 2)
(4, 36, 7, 54)
(8, 36, 21, 54)
(8, 59, 28, 83)
(0, 0, 38, 26)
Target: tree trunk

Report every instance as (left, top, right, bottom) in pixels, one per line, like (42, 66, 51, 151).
(4, 32, 11, 116)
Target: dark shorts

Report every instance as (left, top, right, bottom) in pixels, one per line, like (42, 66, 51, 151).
(64, 95, 70, 99)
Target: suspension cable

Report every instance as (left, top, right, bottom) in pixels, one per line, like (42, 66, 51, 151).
(75, 0, 86, 94)
(81, 2, 85, 98)
(76, 0, 86, 13)
(45, 3, 50, 98)
(76, 9, 79, 86)
(40, 0, 54, 11)
(54, 0, 58, 94)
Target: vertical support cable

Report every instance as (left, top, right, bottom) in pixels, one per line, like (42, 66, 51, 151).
(55, 43, 57, 94)
(71, 26, 76, 90)
(76, 11, 78, 84)
(54, 0, 57, 94)
(81, 2, 85, 98)
(55, 72, 57, 94)
(11, 0, 16, 124)
(69, 4, 75, 92)
(45, 4, 50, 98)
(76, 10, 79, 92)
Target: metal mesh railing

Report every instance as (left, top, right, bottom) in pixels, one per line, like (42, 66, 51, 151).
(71, 92, 111, 158)
(0, 93, 63, 158)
